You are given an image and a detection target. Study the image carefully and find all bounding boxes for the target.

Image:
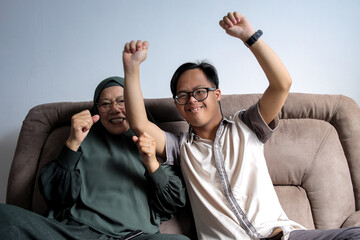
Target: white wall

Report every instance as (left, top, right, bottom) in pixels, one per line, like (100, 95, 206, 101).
(1, 0, 359, 203)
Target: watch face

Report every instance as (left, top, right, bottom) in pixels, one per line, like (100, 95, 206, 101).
(246, 30, 262, 47)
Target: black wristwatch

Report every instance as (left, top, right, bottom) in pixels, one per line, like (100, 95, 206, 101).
(245, 30, 263, 47)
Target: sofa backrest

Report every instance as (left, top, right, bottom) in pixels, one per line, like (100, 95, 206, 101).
(6, 93, 360, 233)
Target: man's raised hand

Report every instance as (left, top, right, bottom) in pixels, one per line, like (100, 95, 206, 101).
(123, 40, 148, 73)
(219, 11, 255, 42)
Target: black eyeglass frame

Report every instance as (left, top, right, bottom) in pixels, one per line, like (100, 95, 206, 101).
(174, 87, 216, 105)
(96, 98, 125, 113)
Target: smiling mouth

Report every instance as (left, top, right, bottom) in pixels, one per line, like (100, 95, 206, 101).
(188, 106, 203, 112)
(110, 118, 125, 123)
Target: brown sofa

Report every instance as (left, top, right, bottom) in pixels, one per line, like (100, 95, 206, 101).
(6, 93, 360, 238)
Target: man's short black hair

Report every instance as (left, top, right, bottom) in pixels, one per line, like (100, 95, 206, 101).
(170, 61, 219, 99)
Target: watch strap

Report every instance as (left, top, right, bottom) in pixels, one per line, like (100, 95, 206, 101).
(245, 30, 263, 47)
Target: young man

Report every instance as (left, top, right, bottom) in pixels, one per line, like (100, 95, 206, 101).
(123, 11, 360, 240)
(0, 77, 188, 240)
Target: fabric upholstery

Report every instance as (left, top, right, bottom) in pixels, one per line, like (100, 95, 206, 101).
(6, 93, 360, 237)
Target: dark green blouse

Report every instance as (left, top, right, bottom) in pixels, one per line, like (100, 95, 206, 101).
(40, 123, 186, 238)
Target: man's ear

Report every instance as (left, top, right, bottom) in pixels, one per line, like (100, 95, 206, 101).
(215, 89, 222, 101)
(173, 100, 180, 109)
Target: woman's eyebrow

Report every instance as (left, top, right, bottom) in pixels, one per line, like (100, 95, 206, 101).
(98, 96, 124, 101)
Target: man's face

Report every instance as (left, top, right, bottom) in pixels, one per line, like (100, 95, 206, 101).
(174, 68, 222, 129)
(98, 86, 130, 135)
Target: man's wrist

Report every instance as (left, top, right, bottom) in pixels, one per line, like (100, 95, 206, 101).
(245, 30, 263, 48)
(124, 63, 140, 76)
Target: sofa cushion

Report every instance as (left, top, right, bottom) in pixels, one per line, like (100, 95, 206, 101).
(266, 119, 354, 229)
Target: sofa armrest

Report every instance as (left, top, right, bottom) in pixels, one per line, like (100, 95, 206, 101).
(342, 211, 360, 228)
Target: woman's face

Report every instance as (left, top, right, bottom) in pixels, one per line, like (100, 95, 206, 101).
(97, 86, 130, 135)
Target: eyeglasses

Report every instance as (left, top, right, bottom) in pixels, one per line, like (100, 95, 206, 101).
(174, 87, 216, 105)
(97, 98, 125, 113)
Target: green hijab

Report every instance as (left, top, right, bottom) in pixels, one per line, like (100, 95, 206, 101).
(90, 76, 124, 115)
(90, 76, 155, 124)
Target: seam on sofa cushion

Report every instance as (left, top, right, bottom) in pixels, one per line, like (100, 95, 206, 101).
(301, 123, 332, 185)
(329, 94, 342, 125)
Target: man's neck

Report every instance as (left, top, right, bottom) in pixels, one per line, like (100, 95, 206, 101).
(192, 115, 223, 142)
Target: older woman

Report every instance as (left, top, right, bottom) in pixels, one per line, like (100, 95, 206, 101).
(0, 77, 188, 240)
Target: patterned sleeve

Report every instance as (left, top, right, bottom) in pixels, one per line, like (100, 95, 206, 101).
(240, 101, 279, 143)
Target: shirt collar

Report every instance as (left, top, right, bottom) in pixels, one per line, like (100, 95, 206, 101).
(186, 115, 235, 143)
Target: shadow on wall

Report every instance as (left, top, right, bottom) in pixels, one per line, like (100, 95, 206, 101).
(0, 130, 19, 203)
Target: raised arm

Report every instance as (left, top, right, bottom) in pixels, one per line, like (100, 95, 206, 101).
(219, 11, 292, 124)
(39, 110, 98, 208)
(123, 40, 167, 158)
